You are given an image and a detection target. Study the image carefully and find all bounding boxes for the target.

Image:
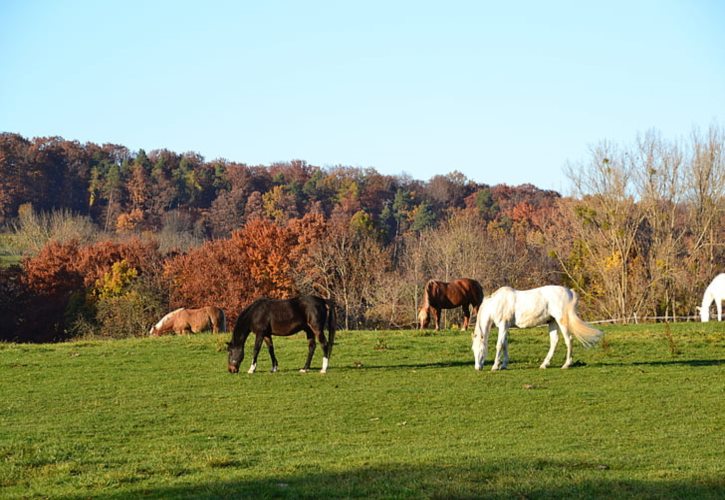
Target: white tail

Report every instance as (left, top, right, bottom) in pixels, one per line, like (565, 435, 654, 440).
(565, 292, 602, 348)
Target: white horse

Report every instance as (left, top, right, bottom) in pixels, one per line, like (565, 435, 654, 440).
(471, 285, 603, 371)
(698, 273, 725, 322)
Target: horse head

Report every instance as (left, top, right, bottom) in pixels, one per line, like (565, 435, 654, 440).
(227, 341, 242, 373)
(149, 318, 167, 336)
(418, 307, 430, 329)
(696, 305, 709, 322)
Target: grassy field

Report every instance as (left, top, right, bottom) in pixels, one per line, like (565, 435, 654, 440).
(1, 323, 723, 499)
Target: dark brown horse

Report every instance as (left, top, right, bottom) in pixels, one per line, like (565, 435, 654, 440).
(418, 278, 484, 331)
(227, 295, 336, 374)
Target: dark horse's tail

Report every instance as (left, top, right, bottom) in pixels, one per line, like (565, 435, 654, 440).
(472, 280, 485, 309)
(219, 309, 227, 333)
(325, 299, 337, 358)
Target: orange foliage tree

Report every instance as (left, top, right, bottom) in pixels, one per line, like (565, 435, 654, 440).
(20, 238, 165, 341)
(163, 216, 327, 326)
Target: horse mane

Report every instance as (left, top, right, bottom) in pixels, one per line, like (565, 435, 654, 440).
(232, 298, 269, 339)
(156, 308, 184, 328)
(422, 280, 441, 306)
(237, 298, 268, 320)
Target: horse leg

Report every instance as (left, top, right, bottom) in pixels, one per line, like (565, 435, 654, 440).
(248, 333, 264, 374)
(235, 330, 251, 369)
(491, 325, 508, 371)
(264, 336, 279, 373)
(312, 325, 330, 373)
(434, 307, 441, 331)
(717, 299, 722, 321)
(462, 305, 471, 330)
(300, 330, 316, 373)
(540, 320, 559, 369)
(559, 322, 574, 369)
(501, 335, 509, 369)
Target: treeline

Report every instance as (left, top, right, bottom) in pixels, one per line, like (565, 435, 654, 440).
(0, 132, 553, 240)
(0, 126, 723, 342)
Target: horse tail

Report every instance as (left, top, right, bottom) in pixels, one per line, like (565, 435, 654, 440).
(565, 290, 603, 348)
(326, 299, 337, 358)
(218, 309, 227, 333)
(473, 280, 484, 309)
(422, 279, 435, 307)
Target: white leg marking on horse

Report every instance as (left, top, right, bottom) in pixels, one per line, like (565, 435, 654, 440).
(247, 363, 256, 374)
(320, 357, 329, 373)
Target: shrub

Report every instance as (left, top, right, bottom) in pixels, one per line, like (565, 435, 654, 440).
(11, 204, 100, 256)
(18, 238, 166, 341)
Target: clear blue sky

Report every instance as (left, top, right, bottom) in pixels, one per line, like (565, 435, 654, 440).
(1, 1, 724, 192)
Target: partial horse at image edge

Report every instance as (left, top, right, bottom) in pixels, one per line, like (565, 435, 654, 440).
(149, 306, 226, 336)
(698, 273, 725, 322)
(418, 278, 484, 330)
(472, 285, 602, 371)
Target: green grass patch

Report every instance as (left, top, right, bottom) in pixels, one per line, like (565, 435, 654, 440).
(1, 323, 723, 498)
(0, 233, 21, 267)
(0, 254, 21, 267)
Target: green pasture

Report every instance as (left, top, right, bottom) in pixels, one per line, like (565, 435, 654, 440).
(1, 323, 723, 499)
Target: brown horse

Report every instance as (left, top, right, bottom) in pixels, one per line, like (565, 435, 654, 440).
(149, 306, 226, 336)
(418, 278, 484, 330)
(227, 295, 336, 374)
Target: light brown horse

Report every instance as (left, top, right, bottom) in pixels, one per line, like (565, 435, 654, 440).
(418, 278, 484, 331)
(149, 306, 226, 336)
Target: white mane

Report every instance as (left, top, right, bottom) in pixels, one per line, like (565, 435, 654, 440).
(155, 308, 184, 329)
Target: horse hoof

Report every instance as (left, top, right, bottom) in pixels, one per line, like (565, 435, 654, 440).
(320, 369, 327, 374)
(270, 367, 278, 373)
(539, 365, 548, 369)
(299, 369, 308, 373)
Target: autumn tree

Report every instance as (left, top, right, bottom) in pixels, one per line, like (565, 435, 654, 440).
(0, 133, 31, 223)
(163, 218, 299, 326)
(300, 214, 390, 329)
(559, 125, 725, 320)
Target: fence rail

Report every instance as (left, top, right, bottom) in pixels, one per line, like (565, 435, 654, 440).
(589, 315, 701, 325)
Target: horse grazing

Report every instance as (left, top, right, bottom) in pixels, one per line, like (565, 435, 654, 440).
(471, 285, 602, 371)
(418, 278, 483, 330)
(227, 295, 336, 374)
(149, 306, 226, 336)
(698, 273, 725, 322)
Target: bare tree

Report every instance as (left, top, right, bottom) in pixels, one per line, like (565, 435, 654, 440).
(564, 141, 649, 321)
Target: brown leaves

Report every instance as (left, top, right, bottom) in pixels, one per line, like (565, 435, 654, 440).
(164, 217, 317, 326)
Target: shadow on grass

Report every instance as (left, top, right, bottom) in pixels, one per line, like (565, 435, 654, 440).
(61, 459, 725, 499)
(596, 359, 724, 368)
(346, 359, 472, 371)
(232, 358, 723, 374)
